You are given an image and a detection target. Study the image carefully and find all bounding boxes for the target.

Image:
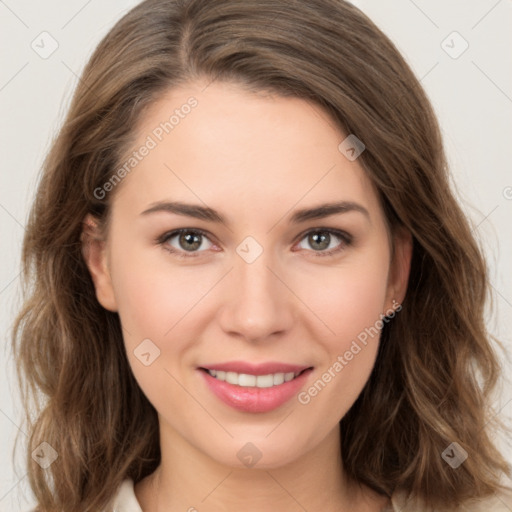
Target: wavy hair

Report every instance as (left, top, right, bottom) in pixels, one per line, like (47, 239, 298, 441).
(11, 0, 511, 510)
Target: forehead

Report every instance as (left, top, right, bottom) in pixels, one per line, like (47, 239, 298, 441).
(112, 80, 383, 223)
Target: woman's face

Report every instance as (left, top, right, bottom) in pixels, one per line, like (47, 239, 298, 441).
(85, 80, 411, 469)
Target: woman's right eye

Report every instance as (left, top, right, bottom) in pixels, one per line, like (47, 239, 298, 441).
(157, 229, 215, 258)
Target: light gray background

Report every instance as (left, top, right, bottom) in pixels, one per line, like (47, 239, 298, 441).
(1, 1, 511, 510)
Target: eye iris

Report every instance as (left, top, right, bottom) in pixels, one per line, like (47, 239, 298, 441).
(179, 232, 201, 251)
(309, 231, 330, 251)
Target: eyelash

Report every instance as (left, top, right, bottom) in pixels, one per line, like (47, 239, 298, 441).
(156, 227, 353, 259)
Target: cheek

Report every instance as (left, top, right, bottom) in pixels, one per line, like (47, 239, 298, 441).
(108, 242, 200, 351)
(331, 268, 387, 340)
(294, 253, 390, 413)
(108, 248, 205, 411)
(302, 254, 390, 346)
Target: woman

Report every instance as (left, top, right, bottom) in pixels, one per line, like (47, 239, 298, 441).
(12, 0, 512, 510)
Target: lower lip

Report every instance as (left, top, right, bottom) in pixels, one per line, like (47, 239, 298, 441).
(199, 368, 313, 413)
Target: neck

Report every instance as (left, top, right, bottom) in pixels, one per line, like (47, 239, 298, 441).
(135, 419, 389, 512)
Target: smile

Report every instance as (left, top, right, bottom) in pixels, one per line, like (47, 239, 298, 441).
(198, 364, 314, 413)
(204, 369, 304, 388)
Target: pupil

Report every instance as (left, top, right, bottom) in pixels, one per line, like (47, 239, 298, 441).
(180, 232, 201, 251)
(310, 232, 329, 250)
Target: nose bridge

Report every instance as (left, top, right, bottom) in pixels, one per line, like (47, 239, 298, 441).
(218, 239, 294, 341)
(237, 247, 276, 300)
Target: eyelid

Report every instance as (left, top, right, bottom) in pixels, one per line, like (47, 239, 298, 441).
(293, 226, 352, 244)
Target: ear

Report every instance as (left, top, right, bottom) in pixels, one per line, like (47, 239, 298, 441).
(81, 214, 118, 312)
(384, 227, 413, 313)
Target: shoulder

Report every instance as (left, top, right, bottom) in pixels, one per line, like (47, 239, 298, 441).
(24, 479, 142, 512)
(24, 479, 143, 512)
(106, 478, 143, 512)
(390, 487, 512, 511)
(461, 489, 512, 511)
(25, 481, 512, 511)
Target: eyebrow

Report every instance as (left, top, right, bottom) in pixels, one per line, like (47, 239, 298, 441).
(140, 200, 370, 225)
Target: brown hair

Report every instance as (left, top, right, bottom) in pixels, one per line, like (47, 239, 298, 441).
(11, 0, 511, 510)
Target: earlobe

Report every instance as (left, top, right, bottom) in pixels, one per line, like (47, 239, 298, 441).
(385, 228, 413, 312)
(81, 214, 118, 312)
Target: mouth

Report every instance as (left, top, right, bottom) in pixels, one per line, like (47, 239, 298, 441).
(199, 367, 311, 388)
(197, 362, 314, 413)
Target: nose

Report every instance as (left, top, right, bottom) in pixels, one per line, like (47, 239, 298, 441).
(217, 247, 295, 343)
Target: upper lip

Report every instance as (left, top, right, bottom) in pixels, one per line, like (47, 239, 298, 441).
(199, 361, 313, 376)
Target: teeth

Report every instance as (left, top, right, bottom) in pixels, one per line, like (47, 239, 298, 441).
(206, 369, 301, 388)
(239, 373, 256, 386)
(226, 372, 238, 385)
(273, 373, 284, 385)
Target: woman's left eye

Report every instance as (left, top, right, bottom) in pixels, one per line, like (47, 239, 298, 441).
(156, 228, 352, 259)
(295, 229, 352, 256)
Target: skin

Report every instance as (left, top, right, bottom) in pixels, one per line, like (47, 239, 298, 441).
(83, 80, 412, 511)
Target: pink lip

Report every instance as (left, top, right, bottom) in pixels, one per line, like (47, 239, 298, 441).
(199, 361, 311, 376)
(198, 363, 313, 413)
